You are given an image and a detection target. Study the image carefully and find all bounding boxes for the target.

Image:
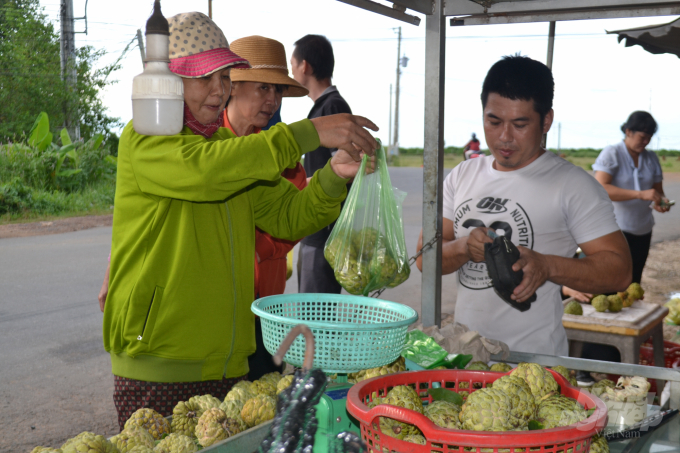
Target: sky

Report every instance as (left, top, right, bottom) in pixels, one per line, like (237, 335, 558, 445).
(37, 0, 680, 150)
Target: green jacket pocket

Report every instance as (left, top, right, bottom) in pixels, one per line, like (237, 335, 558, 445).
(137, 286, 164, 346)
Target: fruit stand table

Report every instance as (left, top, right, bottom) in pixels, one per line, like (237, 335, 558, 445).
(562, 299, 668, 391)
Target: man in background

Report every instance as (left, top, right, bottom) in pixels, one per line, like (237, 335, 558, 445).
(291, 34, 352, 293)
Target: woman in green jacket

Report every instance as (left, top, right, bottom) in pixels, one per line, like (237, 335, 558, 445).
(103, 12, 377, 428)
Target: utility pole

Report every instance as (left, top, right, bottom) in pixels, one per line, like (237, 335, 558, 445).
(137, 29, 146, 68)
(388, 83, 393, 154)
(542, 21, 556, 149)
(392, 26, 402, 155)
(208, 0, 212, 18)
(60, 0, 79, 140)
(558, 122, 561, 152)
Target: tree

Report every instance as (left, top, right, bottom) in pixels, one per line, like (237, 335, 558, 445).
(0, 0, 122, 145)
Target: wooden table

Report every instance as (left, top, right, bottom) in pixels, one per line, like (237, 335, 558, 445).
(563, 299, 668, 391)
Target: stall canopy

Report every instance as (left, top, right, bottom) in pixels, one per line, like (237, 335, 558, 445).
(336, 0, 680, 329)
(607, 16, 680, 58)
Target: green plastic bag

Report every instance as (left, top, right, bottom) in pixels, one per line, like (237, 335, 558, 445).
(401, 330, 473, 369)
(324, 142, 410, 295)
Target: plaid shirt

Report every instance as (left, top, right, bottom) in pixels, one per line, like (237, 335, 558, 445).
(183, 103, 224, 138)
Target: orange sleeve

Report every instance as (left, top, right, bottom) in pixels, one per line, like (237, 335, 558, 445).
(255, 163, 308, 262)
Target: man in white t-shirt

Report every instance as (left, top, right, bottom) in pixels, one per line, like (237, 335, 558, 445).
(416, 56, 632, 356)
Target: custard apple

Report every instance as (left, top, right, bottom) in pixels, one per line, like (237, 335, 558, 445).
(231, 380, 255, 394)
(276, 375, 294, 394)
(510, 363, 559, 405)
(425, 400, 461, 429)
(459, 388, 516, 431)
(607, 295, 623, 313)
(551, 365, 571, 381)
(110, 426, 155, 452)
(195, 407, 243, 447)
(564, 300, 583, 315)
(387, 263, 410, 288)
(403, 434, 427, 444)
(188, 394, 222, 412)
(324, 236, 357, 268)
(31, 448, 63, 453)
(627, 283, 644, 302)
(241, 394, 276, 427)
(592, 295, 609, 312)
(353, 227, 381, 262)
(590, 379, 616, 397)
(618, 291, 633, 308)
(219, 399, 244, 419)
(225, 386, 256, 404)
(376, 385, 424, 440)
(61, 432, 117, 453)
(334, 260, 369, 295)
(171, 400, 203, 438)
(124, 408, 171, 440)
(127, 447, 154, 453)
(536, 394, 587, 428)
(259, 372, 282, 387)
(252, 379, 277, 397)
(155, 433, 198, 453)
(369, 248, 398, 288)
(380, 417, 420, 440)
(489, 363, 512, 373)
(590, 435, 610, 453)
(490, 375, 537, 427)
(466, 361, 490, 371)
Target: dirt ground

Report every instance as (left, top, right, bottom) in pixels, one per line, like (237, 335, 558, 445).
(1, 215, 678, 451)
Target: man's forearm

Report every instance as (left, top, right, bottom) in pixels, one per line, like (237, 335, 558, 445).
(546, 252, 631, 293)
(441, 238, 473, 275)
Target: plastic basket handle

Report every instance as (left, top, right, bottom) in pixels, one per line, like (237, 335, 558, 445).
(273, 324, 315, 372)
(364, 404, 451, 440)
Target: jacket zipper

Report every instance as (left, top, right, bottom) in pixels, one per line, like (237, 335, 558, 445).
(222, 202, 238, 376)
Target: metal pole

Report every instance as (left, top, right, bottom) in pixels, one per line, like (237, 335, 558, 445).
(542, 21, 556, 149)
(208, 0, 212, 18)
(393, 26, 402, 152)
(389, 83, 393, 154)
(136, 29, 146, 68)
(558, 122, 561, 152)
(421, 0, 445, 328)
(60, 0, 79, 140)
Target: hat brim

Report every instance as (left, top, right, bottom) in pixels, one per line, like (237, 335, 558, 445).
(230, 68, 308, 98)
(170, 47, 250, 78)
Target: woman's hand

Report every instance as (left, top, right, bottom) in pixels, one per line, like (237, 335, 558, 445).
(98, 263, 110, 312)
(310, 114, 379, 161)
(639, 188, 663, 204)
(329, 150, 375, 179)
(562, 286, 593, 303)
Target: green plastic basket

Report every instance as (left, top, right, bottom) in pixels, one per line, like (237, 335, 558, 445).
(251, 294, 418, 373)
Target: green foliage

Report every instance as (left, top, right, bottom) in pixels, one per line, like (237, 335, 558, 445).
(0, 0, 122, 144)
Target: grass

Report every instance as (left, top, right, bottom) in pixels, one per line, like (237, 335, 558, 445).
(0, 180, 115, 225)
(389, 154, 680, 172)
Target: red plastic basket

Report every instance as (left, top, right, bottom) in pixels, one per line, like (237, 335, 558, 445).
(346, 369, 607, 453)
(607, 340, 680, 394)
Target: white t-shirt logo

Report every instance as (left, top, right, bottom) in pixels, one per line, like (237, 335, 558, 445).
(453, 197, 535, 290)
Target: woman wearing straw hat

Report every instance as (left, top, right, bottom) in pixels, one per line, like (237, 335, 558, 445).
(102, 12, 378, 428)
(223, 35, 310, 380)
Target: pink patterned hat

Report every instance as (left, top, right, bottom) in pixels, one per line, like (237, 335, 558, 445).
(167, 12, 250, 78)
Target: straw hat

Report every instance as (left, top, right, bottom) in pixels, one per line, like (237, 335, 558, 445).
(230, 36, 308, 98)
(167, 12, 250, 78)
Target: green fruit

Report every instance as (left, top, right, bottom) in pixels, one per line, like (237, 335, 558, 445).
(252, 379, 277, 397)
(607, 295, 623, 312)
(188, 394, 222, 412)
(590, 435, 610, 453)
(61, 432, 117, 453)
(592, 295, 609, 312)
(459, 388, 516, 431)
(31, 448, 63, 453)
(110, 426, 155, 452)
(225, 386, 256, 404)
(489, 363, 512, 373)
(627, 283, 644, 301)
(551, 365, 571, 381)
(352, 227, 382, 262)
(490, 375, 537, 428)
(195, 407, 243, 447)
(276, 375, 294, 394)
(369, 248, 398, 288)
(665, 298, 680, 325)
(219, 399, 244, 419)
(124, 408, 171, 440)
(324, 236, 357, 268)
(590, 379, 616, 397)
(231, 380, 255, 394)
(403, 434, 427, 444)
(171, 400, 203, 438)
(510, 363, 559, 405)
(155, 433, 198, 453)
(376, 385, 424, 440)
(564, 300, 583, 315)
(127, 447, 154, 453)
(536, 394, 587, 428)
(466, 361, 490, 371)
(387, 263, 410, 288)
(334, 260, 369, 295)
(259, 372, 282, 388)
(425, 400, 460, 429)
(619, 291, 633, 308)
(240, 394, 276, 427)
